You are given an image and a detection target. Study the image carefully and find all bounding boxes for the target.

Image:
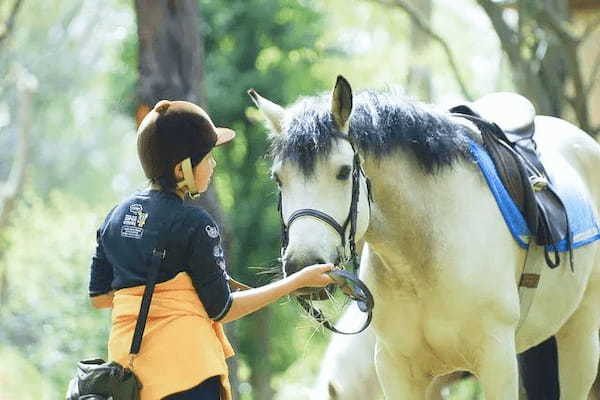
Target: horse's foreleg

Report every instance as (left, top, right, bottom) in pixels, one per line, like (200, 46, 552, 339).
(476, 331, 519, 400)
(374, 341, 432, 399)
(555, 291, 600, 399)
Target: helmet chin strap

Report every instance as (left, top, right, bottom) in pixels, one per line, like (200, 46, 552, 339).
(176, 158, 201, 199)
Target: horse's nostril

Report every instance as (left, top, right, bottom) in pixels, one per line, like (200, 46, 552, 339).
(285, 256, 328, 276)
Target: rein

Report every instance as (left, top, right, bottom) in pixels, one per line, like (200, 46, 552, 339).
(278, 134, 375, 335)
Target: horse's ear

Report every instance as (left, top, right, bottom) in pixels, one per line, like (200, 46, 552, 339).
(331, 75, 353, 134)
(248, 89, 285, 134)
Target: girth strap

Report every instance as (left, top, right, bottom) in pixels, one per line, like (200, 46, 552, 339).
(516, 244, 545, 332)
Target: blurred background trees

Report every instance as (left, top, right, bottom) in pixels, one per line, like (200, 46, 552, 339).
(0, 0, 598, 399)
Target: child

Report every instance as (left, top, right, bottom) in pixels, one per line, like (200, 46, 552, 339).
(88, 100, 334, 399)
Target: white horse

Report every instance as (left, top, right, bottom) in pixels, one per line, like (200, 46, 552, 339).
(250, 76, 600, 399)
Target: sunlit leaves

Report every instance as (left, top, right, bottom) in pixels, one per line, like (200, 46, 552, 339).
(0, 190, 112, 397)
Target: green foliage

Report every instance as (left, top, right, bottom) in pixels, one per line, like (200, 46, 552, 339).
(201, 0, 328, 124)
(448, 377, 484, 399)
(0, 190, 112, 398)
(0, 345, 54, 400)
(0, 0, 141, 204)
(0, 1, 141, 397)
(108, 31, 139, 117)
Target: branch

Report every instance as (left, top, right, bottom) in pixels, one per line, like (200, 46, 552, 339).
(476, 0, 521, 66)
(531, 3, 579, 45)
(563, 45, 590, 131)
(0, 0, 24, 44)
(368, 0, 474, 100)
(586, 47, 600, 97)
(0, 66, 37, 231)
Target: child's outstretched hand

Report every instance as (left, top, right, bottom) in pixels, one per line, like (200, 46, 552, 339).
(291, 263, 336, 289)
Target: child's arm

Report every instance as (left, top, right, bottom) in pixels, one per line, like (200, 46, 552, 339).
(219, 263, 334, 323)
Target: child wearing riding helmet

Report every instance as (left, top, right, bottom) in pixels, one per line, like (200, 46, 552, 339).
(88, 100, 334, 400)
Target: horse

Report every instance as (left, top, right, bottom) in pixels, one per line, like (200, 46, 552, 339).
(249, 76, 600, 399)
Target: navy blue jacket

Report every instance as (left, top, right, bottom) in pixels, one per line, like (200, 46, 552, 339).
(88, 189, 232, 321)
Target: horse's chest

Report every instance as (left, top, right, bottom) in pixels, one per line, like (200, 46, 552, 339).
(371, 284, 484, 373)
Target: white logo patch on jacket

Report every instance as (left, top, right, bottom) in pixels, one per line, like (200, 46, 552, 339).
(205, 225, 219, 239)
(121, 203, 148, 240)
(213, 245, 224, 258)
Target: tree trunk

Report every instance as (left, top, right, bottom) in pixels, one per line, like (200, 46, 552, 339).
(133, 1, 239, 397)
(135, 0, 205, 106)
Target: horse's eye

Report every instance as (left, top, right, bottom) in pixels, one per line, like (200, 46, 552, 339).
(336, 166, 352, 181)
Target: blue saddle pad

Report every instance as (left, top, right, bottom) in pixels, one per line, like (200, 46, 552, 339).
(468, 140, 600, 251)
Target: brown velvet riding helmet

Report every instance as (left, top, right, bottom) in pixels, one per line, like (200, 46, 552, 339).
(136, 100, 235, 186)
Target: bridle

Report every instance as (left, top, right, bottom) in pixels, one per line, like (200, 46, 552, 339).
(277, 133, 375, 335)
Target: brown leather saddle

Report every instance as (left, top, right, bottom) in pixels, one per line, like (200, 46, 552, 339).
(451, 93, 572, 269)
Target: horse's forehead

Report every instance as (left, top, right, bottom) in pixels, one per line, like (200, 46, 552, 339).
(271, 137, 355, 176)
(328, 139, 355, 162)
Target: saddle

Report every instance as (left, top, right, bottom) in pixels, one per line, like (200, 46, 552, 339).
(451, 93, 572, 269)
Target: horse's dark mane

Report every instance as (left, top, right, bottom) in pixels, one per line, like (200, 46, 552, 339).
(269, 90, 474, 176)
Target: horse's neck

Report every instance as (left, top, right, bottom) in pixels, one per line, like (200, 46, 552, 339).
(363, 155, 430, 269)
(362, 153, 473, 275)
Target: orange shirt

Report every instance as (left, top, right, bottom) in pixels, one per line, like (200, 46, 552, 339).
(108, 272, 234, 400)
